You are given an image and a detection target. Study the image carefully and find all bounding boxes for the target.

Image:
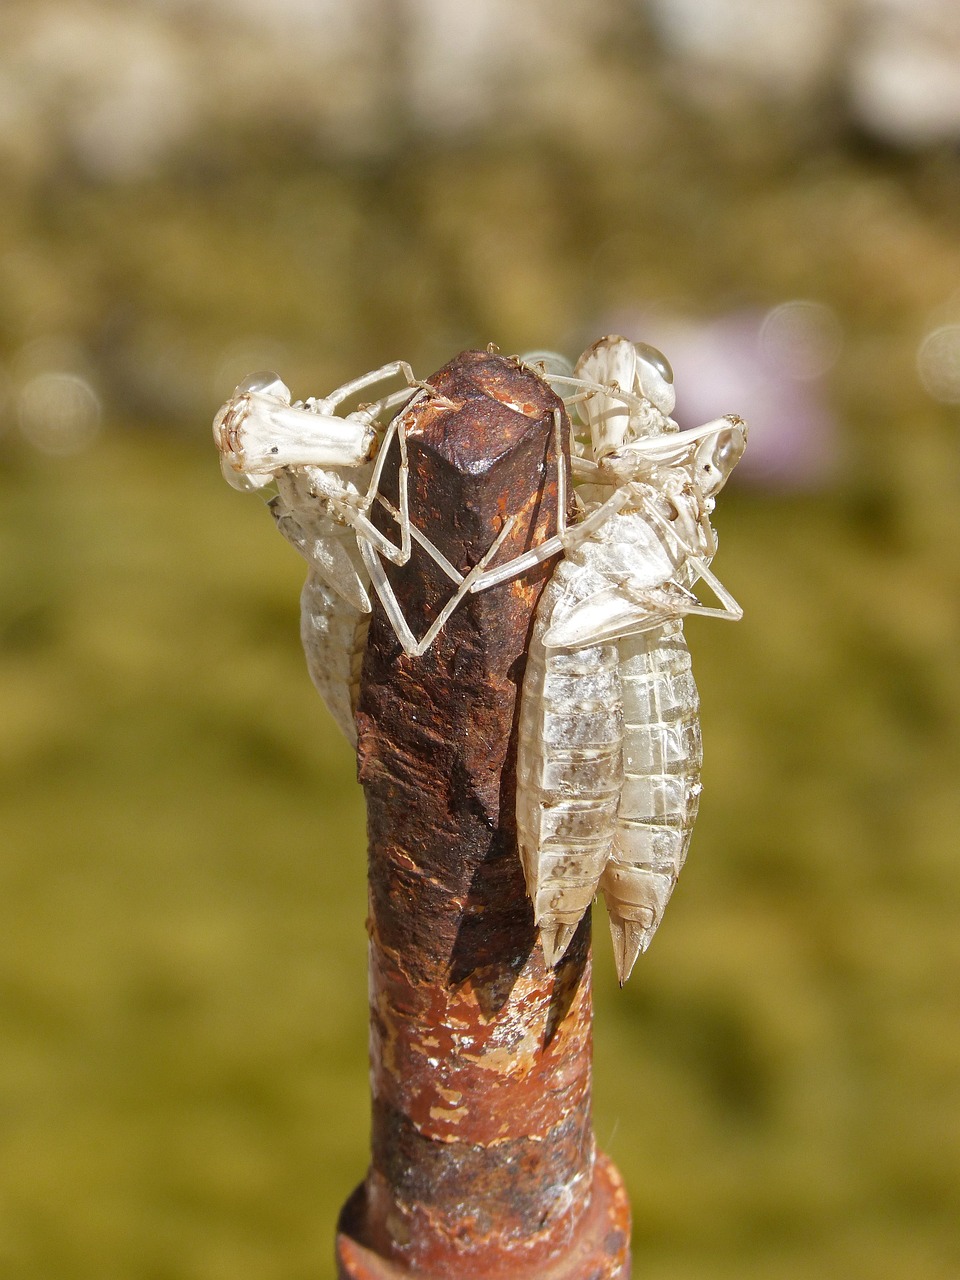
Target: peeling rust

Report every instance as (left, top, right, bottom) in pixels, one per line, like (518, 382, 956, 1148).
(337, 351, 631, 1279)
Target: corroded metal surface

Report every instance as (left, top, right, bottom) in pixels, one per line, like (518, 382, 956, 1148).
(339, 350, 631, 1279)
(338, 1153, 630, 1280)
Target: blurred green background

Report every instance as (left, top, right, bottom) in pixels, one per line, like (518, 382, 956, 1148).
(2, 2, 959, 1277)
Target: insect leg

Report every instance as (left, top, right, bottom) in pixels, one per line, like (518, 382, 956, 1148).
(359, 514, 517, 656)
(323, 361, 457, 421)
(468, 482, 634, 593)
(345, 502, 453, 581)
(553, 408, 569, 541)
(407, 516, 517, 657)
(359, 536, 420, 655)
(375, 494, 465, 585)
(464, 532, 562, 591)
(320, 360, 419, 412)
(677, 559, 743, 622)
(356, 413, 412, 566)
(544, 373, 648, 415)
(376, 405, 569, 649)
(354, 387, 470, 574)
(640, 497, 743, 622)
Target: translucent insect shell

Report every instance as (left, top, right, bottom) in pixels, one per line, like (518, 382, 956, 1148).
(213, 363, 419, 741)
(513, 336, 746, 984)
(213, 344, 746, 985)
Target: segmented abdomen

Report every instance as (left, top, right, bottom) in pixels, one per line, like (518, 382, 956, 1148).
(599, 620, 702, 974)
(515, 547, 623, 961)
(516, 504, 706, 978)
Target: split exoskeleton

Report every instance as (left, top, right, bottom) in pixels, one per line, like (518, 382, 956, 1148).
(493, 339, 746, 984)
(214, 338, 746, 983)
(213, 362, 512, 742)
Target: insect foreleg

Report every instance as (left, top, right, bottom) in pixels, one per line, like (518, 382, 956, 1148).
(359, 537, 419, 655)
(554, 408, 569, 541)
(467, 483, 635, 594)
(358, 412, 411, 566)
(543, 372, 647, 415)
(677, 558, 743, 623)
(352, 386, 459, 574)
(638, 498, 743, 622)
(325, 411, 413, 572)
(319, 359, 418, 413)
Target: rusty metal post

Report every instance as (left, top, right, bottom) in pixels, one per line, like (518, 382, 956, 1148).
(336, 350, 631, 1279)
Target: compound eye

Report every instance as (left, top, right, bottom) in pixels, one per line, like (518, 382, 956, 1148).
(698, 426, 746, 495)
(715, 430, 744, 474)
(634, 343, 673, 385)
(236, 371, 290, 400)
(633, 343, 676, 415)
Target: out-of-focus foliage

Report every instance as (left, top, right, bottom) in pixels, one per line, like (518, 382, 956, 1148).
(1, 2, 959, 1278)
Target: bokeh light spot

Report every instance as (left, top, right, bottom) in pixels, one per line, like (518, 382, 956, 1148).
(18, 372, 101, 455)
(759, 300, 843, 382)
(916, 325, 960, 404)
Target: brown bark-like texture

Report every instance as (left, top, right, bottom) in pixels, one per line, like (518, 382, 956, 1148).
(337, 350, 630, 1279)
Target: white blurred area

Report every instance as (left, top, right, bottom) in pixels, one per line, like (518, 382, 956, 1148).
(646, 0, 843, 100)
(0, 0, 616, 177)
(18, 371, 101, 455)
(0, 0, 957, 460)
(848, 0, 960, 147)
(648, 0, 960, 145)
(6, 337, 102, 456)
(1, 0, 960, 181)
(917, 325, 960, 404)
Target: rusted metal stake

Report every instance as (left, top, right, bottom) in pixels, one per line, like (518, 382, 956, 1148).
(336, 350, 631, 1279)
